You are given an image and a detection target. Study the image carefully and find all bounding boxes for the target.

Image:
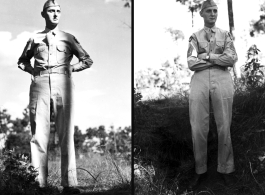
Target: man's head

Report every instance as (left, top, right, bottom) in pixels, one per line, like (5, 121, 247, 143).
(41, 0, 61, 27)
(200, 0, 218, 27)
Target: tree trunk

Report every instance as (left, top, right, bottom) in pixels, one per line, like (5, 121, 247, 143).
(227, 0, 235, 39)
(227, 0, 238, 78)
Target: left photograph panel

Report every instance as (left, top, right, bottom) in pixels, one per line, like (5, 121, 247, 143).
(0, 0, 132, 194)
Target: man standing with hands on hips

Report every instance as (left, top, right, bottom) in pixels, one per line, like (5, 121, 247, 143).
(17, 0, 93, 194)
(187, 0, 238, 189)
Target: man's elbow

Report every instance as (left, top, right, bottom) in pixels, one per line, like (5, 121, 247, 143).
(187, 63, 195, 71)
(231, 54, 238, 64)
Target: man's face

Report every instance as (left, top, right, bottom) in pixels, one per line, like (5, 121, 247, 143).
(42, 6, 61, 26)
(200, 6, 218, 26)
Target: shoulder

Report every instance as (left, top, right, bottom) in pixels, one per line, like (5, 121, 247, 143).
(27, 31, 45, 42)
(190, 28, 204, 40)
(58, 30, 74, 38)
(59, 30, 80, 43)
(215, 27, 233, 40)
(189, 30, 201, 42)
(215, 27, 231, 36)
(215, 27, 228, 34)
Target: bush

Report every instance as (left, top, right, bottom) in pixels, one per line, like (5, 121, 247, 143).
(0, 149, 39, 195)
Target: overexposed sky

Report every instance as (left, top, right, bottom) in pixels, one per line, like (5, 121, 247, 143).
(135, 0, 265, 76)
(0, 0, 131, 131)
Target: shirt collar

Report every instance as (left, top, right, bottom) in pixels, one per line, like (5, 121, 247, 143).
(203, 26, 216, 33)
(44, 26, 59, 34)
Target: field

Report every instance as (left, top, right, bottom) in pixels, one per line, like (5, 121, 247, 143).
(0, 151, 131, 195)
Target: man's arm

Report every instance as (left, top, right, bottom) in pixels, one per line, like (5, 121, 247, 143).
(187, 34, 213, 71)
(209, 32, 238, 67)
(17, 38, 34, 75)
(70, 36, 93, 72)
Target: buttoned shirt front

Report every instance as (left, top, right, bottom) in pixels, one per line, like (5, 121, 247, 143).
(18, 27, 93, 75)
(187, 26, 237, 71)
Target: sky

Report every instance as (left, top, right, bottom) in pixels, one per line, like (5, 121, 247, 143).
(0, 0, 131, 131)
(135, 0, 265, 77)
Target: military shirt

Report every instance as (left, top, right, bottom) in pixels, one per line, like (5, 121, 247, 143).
(187, 26, 238, 71)
(18, 27, 93, 75)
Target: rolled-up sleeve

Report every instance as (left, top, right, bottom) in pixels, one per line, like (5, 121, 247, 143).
(187, 35, 212, 71)
(18, 38, 34, 75)
(71, 36, 93, 72)
(209, 32, 238, 67)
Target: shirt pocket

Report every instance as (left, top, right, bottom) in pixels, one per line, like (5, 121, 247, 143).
(56, 45, 71, 64)
(198, 42, 208, 53)
(216, 41, 225, 54)
(34, 45, 48, 61)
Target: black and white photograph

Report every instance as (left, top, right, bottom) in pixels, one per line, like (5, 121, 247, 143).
(0, 0, 131, 194)
(134, 0, 265, 194)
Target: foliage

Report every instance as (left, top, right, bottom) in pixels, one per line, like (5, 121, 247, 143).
(0, 149, 40, 195)
(83, 125, 131, 161)
(5, 131, 31, 155)
(0, 109, 12, 134)
(134, 88, 143, 105)
(176, 0, 204, 27)
(165, 28, 185, 42)
(177, 0, 204, 13)
(108, 126, 131, 160)
(240, 44, 265, 90)
(135, 59, 191, 100)
(250, 1, 265, 36)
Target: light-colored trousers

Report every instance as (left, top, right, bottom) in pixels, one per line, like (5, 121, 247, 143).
(189, 67, 235, 174)
(29, 74, 77, 187)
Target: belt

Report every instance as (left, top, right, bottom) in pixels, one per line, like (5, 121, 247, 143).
(34, 68, 69, 76)
(209, 65, 227, 71)
(195, 65, 227, 72)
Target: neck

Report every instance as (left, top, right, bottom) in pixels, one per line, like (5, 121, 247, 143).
(46, 24, 58, 30)
(204, 23, 215, 28)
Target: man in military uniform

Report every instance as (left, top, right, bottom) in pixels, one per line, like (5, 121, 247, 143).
(18, 0, 93, 193)
(187, 0, 238, 189)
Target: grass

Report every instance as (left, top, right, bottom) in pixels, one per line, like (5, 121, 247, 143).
(0, 151, 131, 195)
(134, 84, 265, 195)
(48, 152, 131, 194)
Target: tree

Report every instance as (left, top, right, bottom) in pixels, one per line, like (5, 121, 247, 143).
(4, 107, 31, 154)
(86, 127, 98, 139)
(97, 125, 107, 147)
(249, 1, 265, 36)
(241, 45, 265, 89)
(176, 0, 204, 27)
